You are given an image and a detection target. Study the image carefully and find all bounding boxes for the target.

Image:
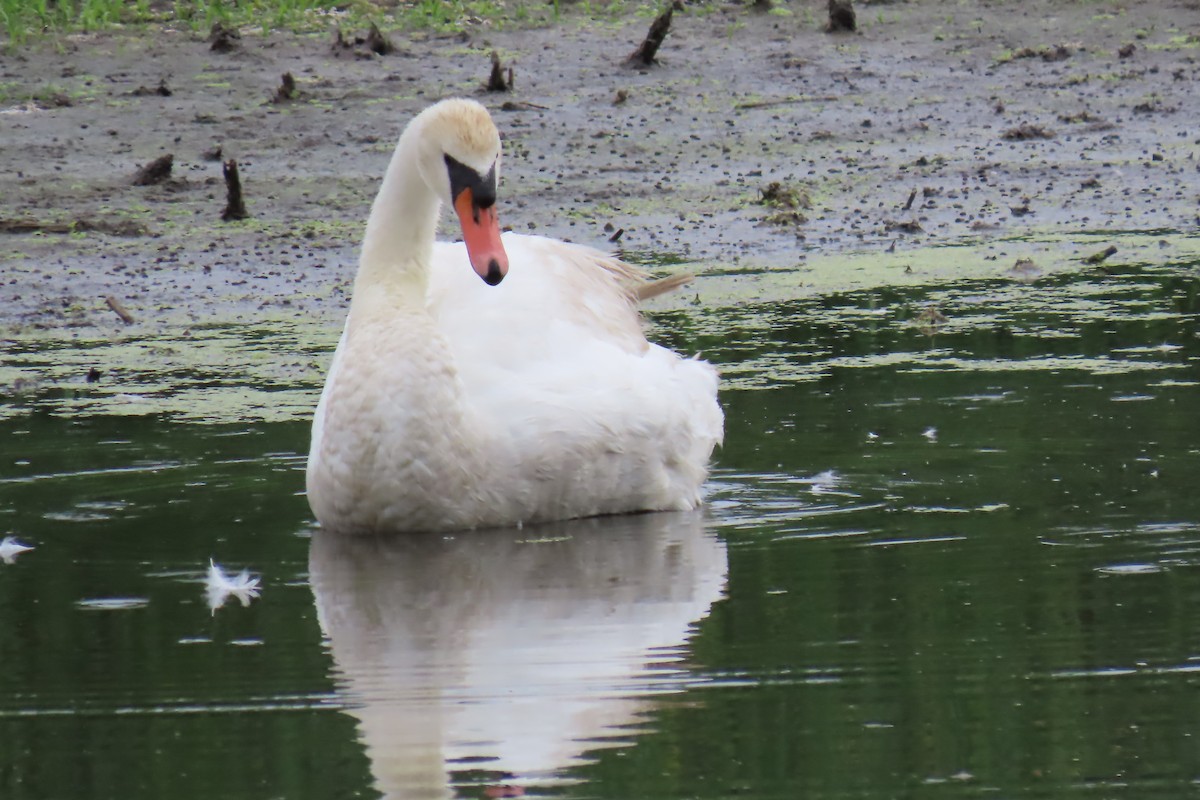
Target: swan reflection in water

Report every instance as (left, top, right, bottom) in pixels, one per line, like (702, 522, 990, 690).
(309, 510, 728, 799)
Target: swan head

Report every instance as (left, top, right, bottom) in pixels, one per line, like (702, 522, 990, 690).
(412, 99, 509, 286)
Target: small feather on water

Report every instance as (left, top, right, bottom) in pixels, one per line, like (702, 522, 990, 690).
(0, 536, 34, 565)
(206, 559, 261, 613)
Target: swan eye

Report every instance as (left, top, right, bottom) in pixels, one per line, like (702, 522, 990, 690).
(445, 154, 497, 208)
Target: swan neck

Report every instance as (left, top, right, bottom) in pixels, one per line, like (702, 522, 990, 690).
(357, 126, 440, 290)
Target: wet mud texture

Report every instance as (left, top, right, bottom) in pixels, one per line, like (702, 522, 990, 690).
(1, 0, 1199, 332)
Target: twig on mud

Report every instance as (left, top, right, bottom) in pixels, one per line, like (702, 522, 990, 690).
(0, 219, 64, 234)
(500, 101, 548, 111)
(332, 24, 397, 58)
(759, 181, 811, 227)
(1002, 123, 1055, 141)
(0, 218, 148, 236)
(1008, 258, 1041, 283)
(626, 5, 674, 67)
(826, 0, 856, 33)
(885, 219, 924, 234)
(486, 51, 514, 92)
(105, 296, 135, 325)
(366, 22, 395, 56)
(734, 95, 838, 110)
(31, 92, 71, 109)
(1084, 245, 1118, 265)
(221, 159, 250, 221)
(130, 78, 172, 97)
(209, 22, 241, 53)
(1001, 44, 1074, 64)
(1058, 110, 1102, 124)
(132, 154, 173, 186)
(331, 26, 353, 55)
(272, 72, 298, 104)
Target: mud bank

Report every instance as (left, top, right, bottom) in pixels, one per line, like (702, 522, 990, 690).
(1, 0, 1198, 335)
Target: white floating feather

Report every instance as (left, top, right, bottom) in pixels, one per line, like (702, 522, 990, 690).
(0, 536, 34, 565)
(205, 559, 261, 612)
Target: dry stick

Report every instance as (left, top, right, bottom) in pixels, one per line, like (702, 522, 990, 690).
(500, 100, 549, 111)
(0, 219, 67, 234)
(826, 0, 857, 33)
(366, 22, 395, 56)
(132, 154, 173, 186)
(1002, 123, 1055, 141)
(733, 96, 838, 110)
(486, 51, 512, 92)
(105, 296, 135, 325)
(1085, 245, 1119, 264)
(272, 72, 297, 104)
(0, 218, 148, 236)
(626, 6, 673, 67)
(209, 21, 241, 53)
(903, 188, 917, 211)
(130, 77, 172, 97)
(221, 159, 249, 221)
(331, 26, 350, 52)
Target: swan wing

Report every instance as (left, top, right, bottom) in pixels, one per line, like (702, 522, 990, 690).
(428, 233, 723, 517)
(428, 233, 650, 356)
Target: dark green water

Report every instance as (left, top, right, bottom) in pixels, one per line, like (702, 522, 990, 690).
(2, 255, 1198, 799)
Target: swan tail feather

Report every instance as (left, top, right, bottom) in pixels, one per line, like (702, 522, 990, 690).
(635, 273, 694, 302)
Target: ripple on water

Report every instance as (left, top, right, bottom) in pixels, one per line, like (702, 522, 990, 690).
(1094, 563, 1165, 575)
(75, 597, 150, 611)
(43, 500, 131, 523)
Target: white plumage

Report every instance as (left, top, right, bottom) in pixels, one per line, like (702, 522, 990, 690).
(306, 99, 722, 534)
(205, 559, 261, 612)
(0, 535, 33, 565)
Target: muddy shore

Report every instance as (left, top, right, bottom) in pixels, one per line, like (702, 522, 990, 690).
(1, 0, 1198, 335)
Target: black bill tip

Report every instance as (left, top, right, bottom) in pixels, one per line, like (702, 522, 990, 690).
(483, 259, 505, 286)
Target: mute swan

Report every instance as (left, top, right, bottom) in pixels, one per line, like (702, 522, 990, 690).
(306, 98, 722, 534)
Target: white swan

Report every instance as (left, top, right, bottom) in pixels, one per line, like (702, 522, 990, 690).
(306, 98, 722, 533)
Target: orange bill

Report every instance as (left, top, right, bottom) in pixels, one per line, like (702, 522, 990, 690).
(454, 189, 509, 286)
